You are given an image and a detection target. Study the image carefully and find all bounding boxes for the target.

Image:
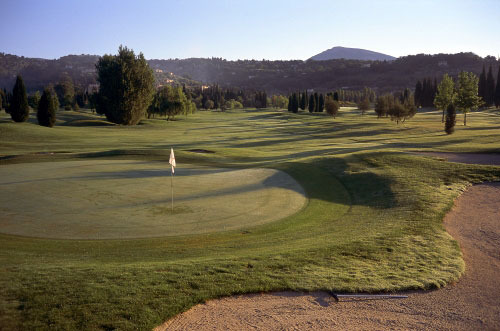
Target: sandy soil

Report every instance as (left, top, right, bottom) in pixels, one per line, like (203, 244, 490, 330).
(157, 155, 500, 331)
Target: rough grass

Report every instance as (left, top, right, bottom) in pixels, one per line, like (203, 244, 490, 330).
(0, 107, 499, 330)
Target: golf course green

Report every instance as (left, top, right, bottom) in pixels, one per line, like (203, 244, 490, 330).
(0, 160, 305, 239)
(0, 106, 499, 330)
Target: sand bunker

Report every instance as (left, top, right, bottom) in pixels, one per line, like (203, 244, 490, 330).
(0, 160, 306, 239)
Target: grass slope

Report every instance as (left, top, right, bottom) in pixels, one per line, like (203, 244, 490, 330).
(0, 107, 499, 330)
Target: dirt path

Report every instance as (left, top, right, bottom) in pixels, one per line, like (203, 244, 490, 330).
(157, 155, 500, 331)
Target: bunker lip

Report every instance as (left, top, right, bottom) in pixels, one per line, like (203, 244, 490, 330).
(0, 160, 306, 240)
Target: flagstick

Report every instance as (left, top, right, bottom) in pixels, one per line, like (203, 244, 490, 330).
(171, 170, 174, 212)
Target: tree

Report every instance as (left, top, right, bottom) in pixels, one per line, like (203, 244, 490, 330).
(96, 45, 155, 125)
(387, 97, 417, 124)
(149, 86, 195, 120)
(495, 66, 500, 108)
(9, 75, 30, 122)
(456, 71, 482, 126)
(485, 66, 495, 107)
(444, 103, 456, 134)
(37, 88, 57, 127)
(28, 91, 41, 110)
(434, 74, 456, 123)
(291, 92, 299, 113)
(0, 88, 5, 110)
(204, 99, 214, 110)
(478, 65, 486, 103)
(357, 98, 370, 115)
(299, 92, 306, 110)
(375, 95, 392, 118)
(324, 96, 339, 118)
(55, 74, 75, 110)
(318, 94, 325, 112)
(414, 80, 423, 107)
(308, 94, 315, 113)
(314, 92, 319, 112)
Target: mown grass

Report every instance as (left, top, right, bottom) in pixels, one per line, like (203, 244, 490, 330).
(0, 107, 499, 330)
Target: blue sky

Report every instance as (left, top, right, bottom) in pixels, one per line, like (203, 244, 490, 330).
(2, 0, 499, 60)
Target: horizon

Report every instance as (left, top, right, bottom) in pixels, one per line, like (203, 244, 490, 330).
(1, 47, 497, 62)
(2, 0, 499, 61)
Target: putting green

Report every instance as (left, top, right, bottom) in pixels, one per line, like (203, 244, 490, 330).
(0, 160, 306, 239)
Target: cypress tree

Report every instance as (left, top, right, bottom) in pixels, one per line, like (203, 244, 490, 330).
(485, 66, 495, 107)
(318, 94, 325, 112)
(495, 67, 500, 109)
(292, 93, 299, 113)
(333, 91, 339, 102)
(444, 103, 456, 134)
(37, 88, 57, 127)
(478, 65, 486, 102)
(314, 92, 319, 112)
(415, 80, 423, 107)
(299, 92, 306, 110)
(287, 95, 292, 112)
(308, 94, 315, 113)
(9, 75, 30, 122)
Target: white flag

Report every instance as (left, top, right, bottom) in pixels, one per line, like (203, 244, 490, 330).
(169, 148, 176, 174)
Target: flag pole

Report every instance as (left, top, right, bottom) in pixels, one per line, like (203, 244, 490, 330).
(171, 169, 174, 211)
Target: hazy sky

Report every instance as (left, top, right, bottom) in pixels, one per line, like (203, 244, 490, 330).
(2, 0, 499, 60)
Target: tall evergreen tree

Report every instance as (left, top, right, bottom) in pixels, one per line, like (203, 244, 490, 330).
(287, 95, 292, 112)
(414, 80, 423, 107)
(318, 94, 325, 112)
(308, 94, 315, 113)
(314, 92, 319, 112)
(292, 92, 299, 113)
(495, 67, 500, 109)
(444, 103, 456, 135)
(37, 88, 57, 127)
(9, 75, 30, 122)
(299, 92, 306, 110)
(333, 91, 339, 102)
(478, 65, 486, 102)
(485, 65, 495, 107)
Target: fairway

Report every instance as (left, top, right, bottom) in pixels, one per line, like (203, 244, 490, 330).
(0, 160, 306, 239)
(1, 108, 499, 330)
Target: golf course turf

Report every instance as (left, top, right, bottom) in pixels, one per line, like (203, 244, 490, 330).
(0, 107, 499, 330)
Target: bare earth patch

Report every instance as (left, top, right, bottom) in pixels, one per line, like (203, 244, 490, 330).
(157, 155, 500, 330)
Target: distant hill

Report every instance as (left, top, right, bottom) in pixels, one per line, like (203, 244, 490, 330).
(1, 51, 497, 94)
(309, 46, 396, 61)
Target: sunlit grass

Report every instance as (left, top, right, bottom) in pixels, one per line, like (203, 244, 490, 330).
(0, 107, 499, 330)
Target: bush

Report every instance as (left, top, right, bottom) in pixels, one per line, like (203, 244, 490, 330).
(324, 97, 339, 118)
